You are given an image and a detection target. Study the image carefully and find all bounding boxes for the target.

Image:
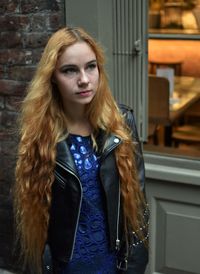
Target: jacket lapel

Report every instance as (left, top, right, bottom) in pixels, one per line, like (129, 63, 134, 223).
(56, 138, 78, 176)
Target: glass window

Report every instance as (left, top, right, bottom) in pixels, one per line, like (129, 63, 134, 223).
(149, 0, 200, 35)
(145, 0, 200, 159)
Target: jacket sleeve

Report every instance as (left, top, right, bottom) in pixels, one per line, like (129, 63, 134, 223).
(119, 104, 149, 274)
(125, 245, 148, 274)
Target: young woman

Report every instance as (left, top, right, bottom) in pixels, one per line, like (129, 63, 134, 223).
(15, 27, 149, 274)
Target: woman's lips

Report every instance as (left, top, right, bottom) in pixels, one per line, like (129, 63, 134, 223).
(76, 90, 92, 97)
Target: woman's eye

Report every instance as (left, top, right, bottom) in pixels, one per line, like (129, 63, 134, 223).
(87, 63, 97, 71)
(62, 67, 78, 75)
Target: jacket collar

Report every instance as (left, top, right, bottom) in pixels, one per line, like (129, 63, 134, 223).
(100, 133, 122, 161)
(56, 131, 122, 174)
(56, 137, 77, 175)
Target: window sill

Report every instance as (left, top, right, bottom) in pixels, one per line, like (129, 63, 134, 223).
(144, 151, 200, 186)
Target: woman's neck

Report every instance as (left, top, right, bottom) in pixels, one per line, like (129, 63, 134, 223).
(67, 120, 92, 136)
(64, 106, 92, 136)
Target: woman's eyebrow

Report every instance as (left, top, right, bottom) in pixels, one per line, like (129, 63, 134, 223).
(59, 59, 97, 70)
(87, 59, 97, 65)
(59, 64, 77, 70)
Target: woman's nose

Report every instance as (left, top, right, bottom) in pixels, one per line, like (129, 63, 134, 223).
(78, 71, 89, 86)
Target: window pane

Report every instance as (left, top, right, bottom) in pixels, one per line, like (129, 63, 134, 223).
(149, 0, 200, 35)
(145, 1, 200, 159)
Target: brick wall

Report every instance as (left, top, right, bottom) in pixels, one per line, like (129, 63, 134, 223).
(0, 0, 65, 272)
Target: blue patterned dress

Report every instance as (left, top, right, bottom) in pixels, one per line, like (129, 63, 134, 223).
(60, 134, 117, 274)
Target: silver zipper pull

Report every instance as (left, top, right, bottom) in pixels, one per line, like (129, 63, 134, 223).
(116, 238, 120, 250)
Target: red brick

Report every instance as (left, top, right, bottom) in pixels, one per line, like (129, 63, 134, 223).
(21, 0, 59, 14)
(8, 65, 35, 81)
(0, 153, 16, 184)
(30, 14, 48, 31)
(0, 15, 30, 31)
(1, 111, 18, 128)
(0, 129, 14, 141)
(0, 65, 5, 78)
(0, 49, 42, 65)
(5, 96, 22, 111)
(0, 0, 19, 14)
(7, 49, 32, 65)
(0, 79, 26, 96)
(0, 97, 4, 109)
(0, 136, 18, 156)
(31, 48, 43, 63)
(22, 32, 50, 48)
(0, 32, 22, 48)
(47, 12, 64, 30)
(0, 50, 9, 64)
(0, 110, 18, 128)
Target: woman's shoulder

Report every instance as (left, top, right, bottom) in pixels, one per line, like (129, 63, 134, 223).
(118, 103, 133, 114)
(118, 103, 138, 140)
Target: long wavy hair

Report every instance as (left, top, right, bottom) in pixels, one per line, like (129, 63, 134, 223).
(15, 27, 146, 272)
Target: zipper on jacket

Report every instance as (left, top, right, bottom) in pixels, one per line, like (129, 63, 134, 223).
(100, 136, 122, 250)
(55, 160, 83, 260)
(115, 181, 121, 251)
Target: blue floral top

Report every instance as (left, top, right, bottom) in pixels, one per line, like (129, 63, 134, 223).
(60, 134, 117, 274)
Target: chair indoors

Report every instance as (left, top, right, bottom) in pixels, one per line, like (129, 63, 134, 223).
(172, 99, 200, 148)
(183, 99, 200, 124)
(148, 75, 170, 145)
(172, 125, 200, 147)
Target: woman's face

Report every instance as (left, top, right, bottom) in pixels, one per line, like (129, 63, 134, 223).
(53, 41, 99, 110)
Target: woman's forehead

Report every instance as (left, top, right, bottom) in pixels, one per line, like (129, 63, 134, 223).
(57, 42, 97, 65)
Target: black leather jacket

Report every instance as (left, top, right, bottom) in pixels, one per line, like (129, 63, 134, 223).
(42, 105, 148, 274)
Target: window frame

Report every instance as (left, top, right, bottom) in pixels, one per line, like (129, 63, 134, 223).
(149, 33, 200, 40)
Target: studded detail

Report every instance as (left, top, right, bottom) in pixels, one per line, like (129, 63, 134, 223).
(114, 137, 120, 143)
(131, 204, 149, 247)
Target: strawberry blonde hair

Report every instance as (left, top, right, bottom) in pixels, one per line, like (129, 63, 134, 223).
(15, 27, 146, 272)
